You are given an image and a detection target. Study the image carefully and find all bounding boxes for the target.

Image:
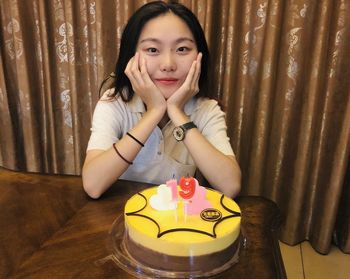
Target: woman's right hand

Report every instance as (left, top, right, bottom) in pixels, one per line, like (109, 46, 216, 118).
(124, 52, 166, 114)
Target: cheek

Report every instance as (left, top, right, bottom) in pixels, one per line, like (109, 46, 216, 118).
(178, 58, 195, 77)
(182, 59, 193, 70)
(140, 55, 156, 76)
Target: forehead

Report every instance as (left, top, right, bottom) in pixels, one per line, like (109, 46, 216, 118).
(138, 12, 195, 43)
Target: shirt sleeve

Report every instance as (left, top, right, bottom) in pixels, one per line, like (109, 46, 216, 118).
(194, 99, 235, 156)
(86, 98, 123, 151)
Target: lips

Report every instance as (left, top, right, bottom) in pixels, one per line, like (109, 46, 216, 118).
(155, 78, 179, 85)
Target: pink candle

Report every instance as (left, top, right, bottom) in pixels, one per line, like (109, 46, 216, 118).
(179, 177, 212, 215)
(186, 186, 212, 215)
(166, 179, 178, 202)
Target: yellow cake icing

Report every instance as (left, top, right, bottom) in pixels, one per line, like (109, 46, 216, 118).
(124, 186, 241, 257)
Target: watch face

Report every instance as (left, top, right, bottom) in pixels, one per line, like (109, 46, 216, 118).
(173, 126, 185, 141)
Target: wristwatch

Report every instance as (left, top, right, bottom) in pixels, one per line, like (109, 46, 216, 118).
(173, 121, 197, 141)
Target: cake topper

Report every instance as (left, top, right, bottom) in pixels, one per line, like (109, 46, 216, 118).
(166, 177, 178, 202)
(149, 184, 177, 211)
(179, 177, 196, 199)
(180, 177, 212, 215)
(149, 177, 213, 215)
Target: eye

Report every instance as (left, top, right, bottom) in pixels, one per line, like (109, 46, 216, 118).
(177, 46, 191, 53)
(146, 47, 158, 54)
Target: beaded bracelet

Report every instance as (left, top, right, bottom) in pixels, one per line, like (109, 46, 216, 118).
(112, 143, 133, 165)
(126, 132, 144, 147)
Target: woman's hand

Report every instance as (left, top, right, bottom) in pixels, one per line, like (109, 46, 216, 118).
(167, 52, 202, 122)
(125, 52, 167, 113)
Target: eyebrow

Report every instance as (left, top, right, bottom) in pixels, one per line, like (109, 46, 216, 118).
(139, 37, 195, 44)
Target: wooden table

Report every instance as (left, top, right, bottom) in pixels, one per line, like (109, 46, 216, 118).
(0, 167, 286, 279)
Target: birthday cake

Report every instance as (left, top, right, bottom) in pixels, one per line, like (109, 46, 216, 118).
(123, 177, 241, 272)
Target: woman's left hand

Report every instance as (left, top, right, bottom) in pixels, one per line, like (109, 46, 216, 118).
(167, 52, 202, 122)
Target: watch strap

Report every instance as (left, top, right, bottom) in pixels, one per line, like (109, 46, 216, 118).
(181, 121, 197, 131)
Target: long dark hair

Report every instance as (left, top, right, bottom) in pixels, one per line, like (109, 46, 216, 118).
(100, 1, 210, 101)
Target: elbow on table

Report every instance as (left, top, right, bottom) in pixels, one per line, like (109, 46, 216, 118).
(230, 182, 241, 198)
(234, 169, 242, 197)
(83, 182, 102, 199)
(225, 169, 242, 198)
(82, 173, 104, 199)
(214, 175, 241, 198)
(222, 182, 241, 198)
(219, 156, 241, 198)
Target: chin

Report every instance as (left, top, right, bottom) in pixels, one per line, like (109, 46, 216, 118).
(160, 89, 177, 100)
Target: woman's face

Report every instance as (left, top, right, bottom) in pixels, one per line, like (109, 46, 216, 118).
(136, 13, 198, 99)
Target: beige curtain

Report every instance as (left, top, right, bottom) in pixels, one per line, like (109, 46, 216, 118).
(0, 0, 349, 254)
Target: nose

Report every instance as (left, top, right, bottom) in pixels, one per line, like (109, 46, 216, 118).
(160, 52, 176, 72)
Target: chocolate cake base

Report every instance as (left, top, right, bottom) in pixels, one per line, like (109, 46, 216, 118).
(124, 233, 241, 272)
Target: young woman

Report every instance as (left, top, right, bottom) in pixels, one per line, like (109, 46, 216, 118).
(82, 1, 241, 199)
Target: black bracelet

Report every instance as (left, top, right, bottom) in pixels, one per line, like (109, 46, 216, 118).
(112, 143, 133, 165)
(126, 132, 144, 147)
